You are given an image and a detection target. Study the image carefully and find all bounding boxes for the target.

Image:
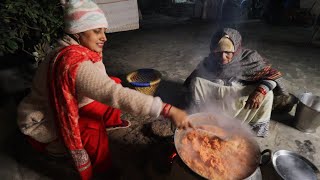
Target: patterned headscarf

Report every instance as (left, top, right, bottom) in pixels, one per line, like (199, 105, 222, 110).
(61, 0, 108, 34)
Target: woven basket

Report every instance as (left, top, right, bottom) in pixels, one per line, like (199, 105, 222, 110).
(126, 69, 162, 96)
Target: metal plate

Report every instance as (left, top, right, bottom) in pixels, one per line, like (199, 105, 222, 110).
(272, 150, 320, 180)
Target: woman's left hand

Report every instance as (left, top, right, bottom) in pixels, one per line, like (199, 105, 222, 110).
(245, 91, 265, 109)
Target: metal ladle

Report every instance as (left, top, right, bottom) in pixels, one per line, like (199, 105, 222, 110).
(193, 127, 229, 141)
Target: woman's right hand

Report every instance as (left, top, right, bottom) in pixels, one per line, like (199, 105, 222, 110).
(245, 90, 265, 109)
(166, 106, 193, 130)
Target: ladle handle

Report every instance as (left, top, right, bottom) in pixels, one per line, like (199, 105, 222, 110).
(195, 128, 227, 140)
(259, 149, 272, 166)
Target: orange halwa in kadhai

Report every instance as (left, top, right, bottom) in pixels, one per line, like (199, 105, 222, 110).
(177, 125, 259, 180)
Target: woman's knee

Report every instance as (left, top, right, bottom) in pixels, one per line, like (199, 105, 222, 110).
(265, 90, 274, 104)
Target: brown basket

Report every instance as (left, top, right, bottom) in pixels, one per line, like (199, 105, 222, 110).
(126, 69, 162, 96)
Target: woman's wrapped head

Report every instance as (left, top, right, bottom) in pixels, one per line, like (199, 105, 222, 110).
(61, 0, 108, 34)
(214, 35, 235, 53)
(210, 28, 242, 53)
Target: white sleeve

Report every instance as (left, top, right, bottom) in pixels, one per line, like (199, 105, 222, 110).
(75, 61, 162, 117)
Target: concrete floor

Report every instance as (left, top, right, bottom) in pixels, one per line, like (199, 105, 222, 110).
(0, 15, 319, 179)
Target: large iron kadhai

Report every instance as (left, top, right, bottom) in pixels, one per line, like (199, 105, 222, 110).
(174, 113, 270, 180)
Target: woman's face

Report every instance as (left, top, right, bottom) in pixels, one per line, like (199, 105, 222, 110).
(214, 51, 234, 64)
(77, 28, 107, 53)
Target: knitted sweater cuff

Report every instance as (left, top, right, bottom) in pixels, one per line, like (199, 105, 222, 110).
(149, 97, 163, 117)
(259, 80, 277, 92)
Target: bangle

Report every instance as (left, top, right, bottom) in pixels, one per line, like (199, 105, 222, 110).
(256, 87, 267, 96)
(161, 103, 172, 118)
(161, 103, 169, 116)
(167, 105, 173, 118)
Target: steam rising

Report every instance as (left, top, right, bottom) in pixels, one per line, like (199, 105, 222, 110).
(187, 78, 255, 137)
(176, 111, 259, 179)
(181, 73, 261, 179)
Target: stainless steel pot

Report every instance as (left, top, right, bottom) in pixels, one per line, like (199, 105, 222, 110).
(174, 113, 271, 180)
(294, 92, 320, 133)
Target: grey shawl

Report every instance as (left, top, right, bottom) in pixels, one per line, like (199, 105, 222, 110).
(185, 28, 288, 95)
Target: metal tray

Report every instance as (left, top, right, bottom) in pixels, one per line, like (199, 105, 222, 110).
(272, 150, 320, 180)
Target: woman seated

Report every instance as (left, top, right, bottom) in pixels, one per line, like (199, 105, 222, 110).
(184, 28, 291, 137)
(17, 1, 192, 179)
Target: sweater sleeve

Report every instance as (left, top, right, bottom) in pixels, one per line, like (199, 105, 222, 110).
(75, 61, 162, 117)
(258, 80, 277, 93)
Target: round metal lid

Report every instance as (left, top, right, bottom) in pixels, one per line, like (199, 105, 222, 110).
(272, 150, 319, 180)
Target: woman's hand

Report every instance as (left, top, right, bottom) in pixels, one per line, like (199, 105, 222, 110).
(245, 91, 265, 109)
(167, 106, 193, 130)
